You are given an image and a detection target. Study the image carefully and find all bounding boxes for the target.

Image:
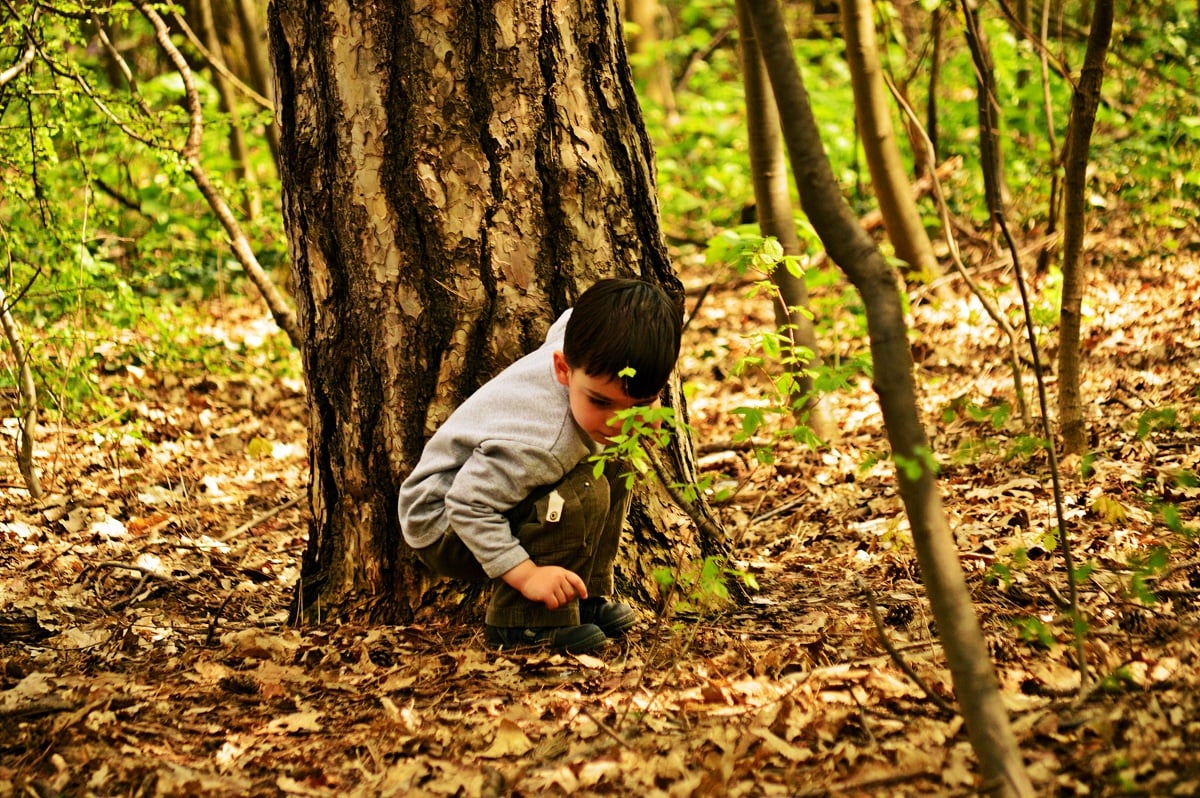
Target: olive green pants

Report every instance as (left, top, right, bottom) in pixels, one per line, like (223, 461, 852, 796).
(415, 459, 630, 628)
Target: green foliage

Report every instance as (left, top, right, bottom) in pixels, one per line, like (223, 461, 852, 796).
(941, 396, 1012, 429)
(1153, 470, 1200, 538)
(1012, 615, 1056, 649)
(1135, 407, 1179, 440)
(648, 0, 1200, 247)
(704, 229, 872, 450)
(1004, 434, 1050, 464)
(1126, 546, 1169, 605)
(653, 555, 757, 614)
(893, 446, 939, 482)
(590, 402, 680, 487)
(0, 7, 286, 424)
(643, 0, 860, 241)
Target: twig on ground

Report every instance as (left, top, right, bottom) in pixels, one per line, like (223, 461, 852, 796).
(84, 561, 196, 612)
(0, 696, 84, 721)
(1145, 557, 1200, 585)
(825, 770, 943, 797)
(578, 706, 638, 754)
(617, 522, 701, 733)
(749, 495, 807, 525)
(220, 494, 304, 542)
(849, 687, 878, 746)
(205, 589, 237, 646)
(858, 578, 958, 716)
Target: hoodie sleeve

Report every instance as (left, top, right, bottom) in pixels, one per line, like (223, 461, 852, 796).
(443, 439, 572, 578)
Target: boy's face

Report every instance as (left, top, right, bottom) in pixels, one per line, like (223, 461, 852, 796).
(552, 351, 657, 444)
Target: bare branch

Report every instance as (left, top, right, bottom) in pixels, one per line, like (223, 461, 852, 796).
(0, 283, 43, 500)
(168, 7, 274, 110)
(0, 43, 35, 89)
(131, 0, 302, 348)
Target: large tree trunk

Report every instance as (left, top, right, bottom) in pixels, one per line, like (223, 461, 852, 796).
(743, 0, 1034, 794)
(268, 0, 711, 623)
(1058, 0, 1114, 454)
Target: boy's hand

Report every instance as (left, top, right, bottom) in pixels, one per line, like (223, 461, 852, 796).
(502, 560, 588, 610)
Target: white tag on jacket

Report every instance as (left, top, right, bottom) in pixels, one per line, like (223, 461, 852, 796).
(546, 490, 565, 522)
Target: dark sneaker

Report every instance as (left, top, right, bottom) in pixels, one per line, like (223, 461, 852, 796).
(485, 623, 607, 654)
(579, 598, 637, 638)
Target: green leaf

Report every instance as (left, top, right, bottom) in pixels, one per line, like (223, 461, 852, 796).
(1090, 494, 1127, 523)
(1071, 561, 1096, 584)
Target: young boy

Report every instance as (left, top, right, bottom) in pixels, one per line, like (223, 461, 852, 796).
(398, 278, 683, 654)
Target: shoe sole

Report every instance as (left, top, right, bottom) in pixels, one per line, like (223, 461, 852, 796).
(485, 625, 608, 655)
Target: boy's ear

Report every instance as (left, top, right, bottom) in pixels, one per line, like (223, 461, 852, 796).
(552, 350, 571, 386)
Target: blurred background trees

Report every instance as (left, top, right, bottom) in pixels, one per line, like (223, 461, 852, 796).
(2, 6, 1195, 780)
(2, 0, 1197, 566)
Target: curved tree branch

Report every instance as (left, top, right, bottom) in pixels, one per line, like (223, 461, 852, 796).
(131, 0, 301, 349)
(0, 43, 35, 89)
(0, 283, 43, 500)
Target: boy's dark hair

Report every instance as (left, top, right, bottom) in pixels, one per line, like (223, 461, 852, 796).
(563, 278, 683, 399)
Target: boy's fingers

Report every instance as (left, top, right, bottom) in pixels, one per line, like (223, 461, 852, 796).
(566, 571, 588, 600)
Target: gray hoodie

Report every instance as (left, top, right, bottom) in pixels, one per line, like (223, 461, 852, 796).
(398, 310, 598, 578)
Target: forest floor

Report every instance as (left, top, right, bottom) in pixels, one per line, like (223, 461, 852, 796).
(2, 231, 1200, 797)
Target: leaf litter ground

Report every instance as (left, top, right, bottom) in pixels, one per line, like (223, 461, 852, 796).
(2, 249, 1199, 797)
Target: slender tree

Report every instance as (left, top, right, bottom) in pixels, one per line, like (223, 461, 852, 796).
(624, 0, 676, 117)
(734, 0, 834, 442)
(841, 0, 941, 284)
(192, 0, 261, 218)
(927, 5, 945, 162)
(961, 0, 1011, 221)
(741, 0, 1034, 793)
(1058, 0, 1115, 454)
(231, 0, 281, 165)
(268, 0, 719, 622)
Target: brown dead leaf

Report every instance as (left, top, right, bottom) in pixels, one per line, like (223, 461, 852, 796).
(941, 742, 977, 788)
(0, 672, 55, 712)
(265, 710, 323, 734)
(577, 759, 622, 789)
(276, 774, 334, 796)
(477, 717, 534, 758)
(750, 725, 813, 762)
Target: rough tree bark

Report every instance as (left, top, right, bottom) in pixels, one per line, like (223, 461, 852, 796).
(268, 0, 717, 623)
(742, 0, 1034, 794)
(1058, 0, 1114, 454)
